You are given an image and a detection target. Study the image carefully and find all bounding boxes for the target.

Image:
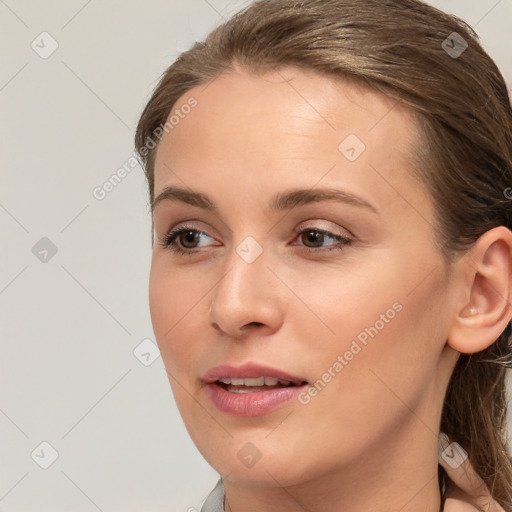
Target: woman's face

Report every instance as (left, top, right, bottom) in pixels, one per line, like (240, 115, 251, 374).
(149, 67, 462, 487)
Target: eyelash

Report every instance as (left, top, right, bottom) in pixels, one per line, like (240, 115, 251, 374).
(158, 225, 353, 256)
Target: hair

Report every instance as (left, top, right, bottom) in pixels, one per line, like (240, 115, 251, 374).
(134, 0, 512, 509)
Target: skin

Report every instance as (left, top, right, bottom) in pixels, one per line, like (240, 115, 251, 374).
(439, 441, 506, 511)
(148, 66, 512, 512)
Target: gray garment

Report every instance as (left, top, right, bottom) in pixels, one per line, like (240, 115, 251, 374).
(201, 478, 225, 512)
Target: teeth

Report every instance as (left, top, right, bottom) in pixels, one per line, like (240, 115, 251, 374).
(217, 376, 294, 386)
(244, 377, 265, 386)
(229, 388, 257, 394)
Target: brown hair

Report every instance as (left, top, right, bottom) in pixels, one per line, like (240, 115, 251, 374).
(134, 0, 512, 508)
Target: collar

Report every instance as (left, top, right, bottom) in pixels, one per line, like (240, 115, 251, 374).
(201, 478, 225, 512)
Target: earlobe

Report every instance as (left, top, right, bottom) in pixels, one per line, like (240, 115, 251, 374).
(447, 226, 512, 354)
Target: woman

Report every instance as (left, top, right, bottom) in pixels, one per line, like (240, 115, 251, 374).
(134, 0, 512, 510)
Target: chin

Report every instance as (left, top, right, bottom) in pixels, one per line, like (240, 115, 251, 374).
(192, 434, 325, 488)
(216, 461, 312, 488)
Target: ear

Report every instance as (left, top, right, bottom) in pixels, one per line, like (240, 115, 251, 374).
(447, 226, 512, 354)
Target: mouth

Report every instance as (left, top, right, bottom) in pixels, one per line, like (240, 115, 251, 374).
(214, 376, 308, 393)
(203, 363, 309, 416)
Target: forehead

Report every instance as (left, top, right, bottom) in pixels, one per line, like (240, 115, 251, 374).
(153, 66, 434, 225)
(163, 67, 408, 139)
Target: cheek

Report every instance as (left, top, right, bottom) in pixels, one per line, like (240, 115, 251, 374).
(299, 254, 447, 411)
(148, 263, 205, 372)
(148, 266, 209, 423)
(283, 254, 404, 346)
(324, 273, 447, 431)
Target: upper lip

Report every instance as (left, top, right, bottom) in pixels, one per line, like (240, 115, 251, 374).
(203, 363, 308, 385)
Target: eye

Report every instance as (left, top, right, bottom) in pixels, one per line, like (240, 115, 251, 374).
(294, 228, 352, 253)
(159, 225, 352, 256)
(159, 226, 217, 255)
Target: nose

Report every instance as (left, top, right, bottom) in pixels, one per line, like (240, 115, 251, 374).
(208, 245, 284, 339)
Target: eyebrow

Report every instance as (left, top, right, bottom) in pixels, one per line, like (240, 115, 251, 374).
(152, 186, 379, 215)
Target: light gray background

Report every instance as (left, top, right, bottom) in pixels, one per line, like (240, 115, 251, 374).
(1, 1, 511, 511)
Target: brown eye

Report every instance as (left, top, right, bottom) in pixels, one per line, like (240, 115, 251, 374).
(300, 230, 327, 248)
(159, 227, 216, 255)
(296, 228, 352, 252)
(178, 230, 201, 249)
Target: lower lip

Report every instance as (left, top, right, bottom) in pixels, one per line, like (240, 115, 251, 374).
(205, 383, 307, 417)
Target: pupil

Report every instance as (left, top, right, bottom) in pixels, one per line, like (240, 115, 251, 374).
(304, 230, 323, 247)
(182, 231, 199, 248)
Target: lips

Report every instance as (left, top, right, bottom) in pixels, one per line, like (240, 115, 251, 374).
(203, 363, 309, 416)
